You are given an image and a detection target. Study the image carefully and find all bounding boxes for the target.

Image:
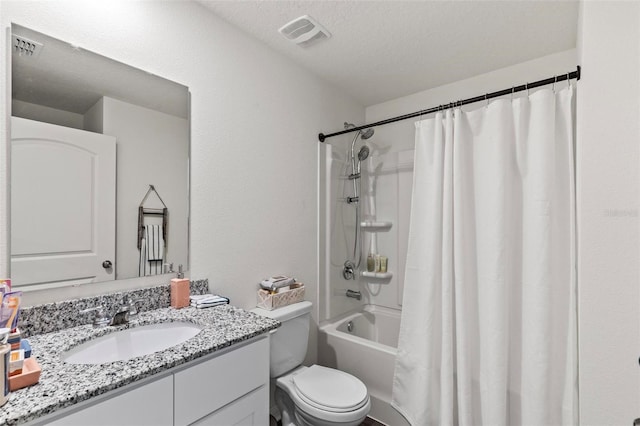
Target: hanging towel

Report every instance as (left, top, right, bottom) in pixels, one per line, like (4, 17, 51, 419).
(145, 225, 164, 261)
(139, 225, 164, 276)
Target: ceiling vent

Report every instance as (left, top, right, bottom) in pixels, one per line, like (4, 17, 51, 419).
(12, 35, 43, 58)
(278, 15, 331, 47)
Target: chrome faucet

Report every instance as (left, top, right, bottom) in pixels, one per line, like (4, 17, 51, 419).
(81, 296, 144, 328)
(80, 306, 110, 328)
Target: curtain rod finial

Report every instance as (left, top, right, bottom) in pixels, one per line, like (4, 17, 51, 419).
(318, 133, 326, 142)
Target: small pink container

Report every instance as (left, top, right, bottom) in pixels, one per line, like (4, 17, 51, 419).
(171, 278, 190, 308)
(9, 357, 40, 391)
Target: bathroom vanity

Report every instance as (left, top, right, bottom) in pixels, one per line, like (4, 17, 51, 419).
(45, 337, 269, 426)
(0, 302, 279, 425)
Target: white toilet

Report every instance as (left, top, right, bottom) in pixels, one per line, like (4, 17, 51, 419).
(252, 301, 371, 426)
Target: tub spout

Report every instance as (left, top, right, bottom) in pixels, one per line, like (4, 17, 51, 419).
(346, 289, 362, 300)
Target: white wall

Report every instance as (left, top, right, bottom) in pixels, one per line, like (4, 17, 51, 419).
(0, 0, 365, 364)
(99, 97, 189, 280)
(576, 2, 640, 423)
(83, 98, 103, 133)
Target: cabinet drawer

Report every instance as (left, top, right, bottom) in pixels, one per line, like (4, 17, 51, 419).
(189, 385, 268, 426)
(174, 337, 269, 426)
(47, 375, 173, 426)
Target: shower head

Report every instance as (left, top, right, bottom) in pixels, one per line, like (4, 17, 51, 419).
(349, 127, 374, 177)
(358, 145, 369, 161)
(349, 128, 374, 158)
(355, 145, 370, 175)
(361, 128, 374, 140)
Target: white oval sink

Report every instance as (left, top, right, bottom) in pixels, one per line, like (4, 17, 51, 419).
(62, 322, 203, 365)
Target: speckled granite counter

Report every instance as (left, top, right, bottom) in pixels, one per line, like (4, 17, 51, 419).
(0, 304, 279, 425)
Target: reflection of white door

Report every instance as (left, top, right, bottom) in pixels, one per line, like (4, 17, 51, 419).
(11, 117, 116, 287)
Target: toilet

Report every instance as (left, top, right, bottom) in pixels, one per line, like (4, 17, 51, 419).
(252, 301, 370, 426)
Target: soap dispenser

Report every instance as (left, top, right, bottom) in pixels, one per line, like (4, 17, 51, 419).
(170, 265, 190, 309)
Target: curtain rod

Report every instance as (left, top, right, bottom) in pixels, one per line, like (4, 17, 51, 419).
(318, 66, 581, 142)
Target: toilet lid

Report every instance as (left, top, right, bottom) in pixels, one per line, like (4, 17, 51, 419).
(292, 365, 368, 413)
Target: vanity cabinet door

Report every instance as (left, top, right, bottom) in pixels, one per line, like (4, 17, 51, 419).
(189, 386, 268, 426)
(47, 375, 173, 426)
(174, 337, 269, 426)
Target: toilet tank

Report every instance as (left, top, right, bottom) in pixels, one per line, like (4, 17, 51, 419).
(251, 301, 312, 377)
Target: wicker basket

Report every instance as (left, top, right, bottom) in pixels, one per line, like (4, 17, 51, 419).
(257, 283, 305, 310)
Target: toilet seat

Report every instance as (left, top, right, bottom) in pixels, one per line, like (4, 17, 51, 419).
(276, 365, 371, 424)
(293, 365, 369, 413)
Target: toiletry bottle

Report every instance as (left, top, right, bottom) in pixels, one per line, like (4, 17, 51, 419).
(380, 256, 388, 273)
(0, 328, 10, 407)
(170, 265, 190, 309)
(367, 239, 375, 272)
(367, 253, 375, 272)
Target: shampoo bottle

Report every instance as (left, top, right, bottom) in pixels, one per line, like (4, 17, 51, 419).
(366, 238, 376, 272)
(171, 265, 190, 309)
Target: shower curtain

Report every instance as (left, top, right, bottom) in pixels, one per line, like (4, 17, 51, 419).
(392, 87, 577, 426)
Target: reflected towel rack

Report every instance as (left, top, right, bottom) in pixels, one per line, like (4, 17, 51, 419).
(137, 184, 168, 249)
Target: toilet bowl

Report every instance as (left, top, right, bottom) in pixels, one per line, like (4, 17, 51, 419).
(276, 365, 370, 426)
(251, 301, 371, 426)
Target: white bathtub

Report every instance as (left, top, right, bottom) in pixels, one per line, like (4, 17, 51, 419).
(319, 305, 410, 426)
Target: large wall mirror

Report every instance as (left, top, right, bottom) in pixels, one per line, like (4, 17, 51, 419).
(10, 24, 190, 290)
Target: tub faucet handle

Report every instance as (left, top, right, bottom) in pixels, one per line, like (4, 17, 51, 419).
(343, 261, 356, 280)
(346, 289, 362, 300)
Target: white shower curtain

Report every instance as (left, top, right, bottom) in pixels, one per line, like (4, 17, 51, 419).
(392, 87, 577, 426)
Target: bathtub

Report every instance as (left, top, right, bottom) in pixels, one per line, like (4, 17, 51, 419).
(319, 305, 410, 426)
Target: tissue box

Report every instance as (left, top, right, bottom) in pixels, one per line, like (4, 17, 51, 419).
(257, 283, 305, 310)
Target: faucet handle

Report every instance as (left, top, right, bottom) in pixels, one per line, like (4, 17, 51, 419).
(128, 298, 145, 319)
(80, 306, 110, 328)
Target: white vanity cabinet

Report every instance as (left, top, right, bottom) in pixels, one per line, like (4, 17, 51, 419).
(47, 376, 174, 426)
(174, 335, 269, 425)
(38, 336, 270, 426)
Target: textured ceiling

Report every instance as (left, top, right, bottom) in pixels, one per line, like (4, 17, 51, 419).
(197, 0, 579, 106)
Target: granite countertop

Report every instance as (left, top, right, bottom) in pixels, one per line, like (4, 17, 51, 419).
(0, 305, 279, 425)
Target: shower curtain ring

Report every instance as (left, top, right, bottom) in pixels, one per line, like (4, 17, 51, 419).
(567, 71, 571, 89)
(526, 83, 530, 97)
(511, 87, 515, 102)
(553, 75, 557, 92)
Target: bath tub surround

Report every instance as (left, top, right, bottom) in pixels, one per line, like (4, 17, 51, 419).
(0, 297, 279, 425)
(319, 305, 409, 426)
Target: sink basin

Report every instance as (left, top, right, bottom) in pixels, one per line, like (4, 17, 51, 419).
(62, 322, 203, 364)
